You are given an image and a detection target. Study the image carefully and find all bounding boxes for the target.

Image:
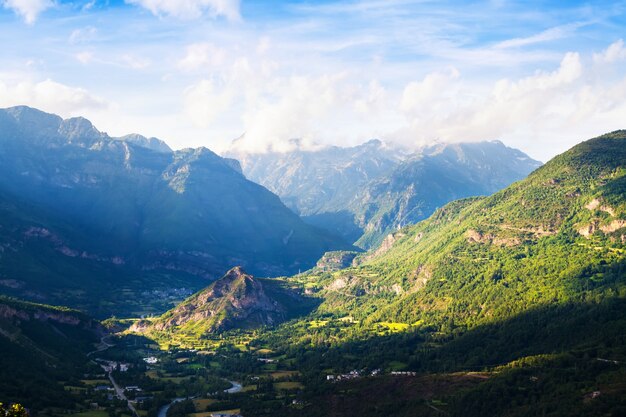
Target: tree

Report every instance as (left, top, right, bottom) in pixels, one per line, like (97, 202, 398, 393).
(0, 403, 29, 417)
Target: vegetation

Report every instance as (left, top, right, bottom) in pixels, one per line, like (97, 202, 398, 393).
(2, 130, 626, 416)
(0, 404, 28, 417)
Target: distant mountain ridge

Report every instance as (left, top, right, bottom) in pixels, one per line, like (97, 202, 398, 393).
(227, 139, 542, 247)
(0, 106, 351, 316)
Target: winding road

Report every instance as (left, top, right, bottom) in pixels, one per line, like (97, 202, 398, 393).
(157, 397, 188, 417)
(224, 380, 243, 394)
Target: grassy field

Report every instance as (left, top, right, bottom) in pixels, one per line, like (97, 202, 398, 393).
(192, 398, 217, 411)
(269, 370, 300, 379)
(273, 381, 304, 390)
(376, 322, 410, 332)
(80, 379, 110, 386)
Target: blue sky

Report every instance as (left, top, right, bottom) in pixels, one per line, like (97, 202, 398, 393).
(1, 0, 625, 160)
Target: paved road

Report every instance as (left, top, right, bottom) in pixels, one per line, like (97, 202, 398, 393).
(87, 335, 114, 357)
(224, 381, 243, 394)
(101, 364, 139, 417)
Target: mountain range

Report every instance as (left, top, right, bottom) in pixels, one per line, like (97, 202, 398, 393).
(144, 131, 626, 416)
(226, 139, 542, 247)
(1, 106, 624, 416)
(0, 106, 351, 316)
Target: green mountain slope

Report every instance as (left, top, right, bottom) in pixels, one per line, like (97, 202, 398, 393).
(0, 296, 104, 411)
(302, 131, 626, 327)
(0, 106, 351, 316)
(231, 131, 626, 416)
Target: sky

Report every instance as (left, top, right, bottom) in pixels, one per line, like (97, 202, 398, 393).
(0, 0, 625, 161)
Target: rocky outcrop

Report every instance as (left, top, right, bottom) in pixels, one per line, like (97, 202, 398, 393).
(315, 251, 359, 271)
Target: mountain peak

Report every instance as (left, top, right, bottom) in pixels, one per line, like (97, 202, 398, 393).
(133, 267, 289, 335)
(59, 116, 104, 144)
(116, 133, 172, 153)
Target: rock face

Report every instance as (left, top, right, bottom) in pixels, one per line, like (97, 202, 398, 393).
(0, 296, 105, 336)
(115, 133, 172, 153)
(0, 106, 351, 314)
(135, 267, 289, 334)
(315, 251, 359, 271)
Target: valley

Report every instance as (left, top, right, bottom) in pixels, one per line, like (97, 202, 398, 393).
(2, 128, 624, 416)
(3, 1, 626, 416)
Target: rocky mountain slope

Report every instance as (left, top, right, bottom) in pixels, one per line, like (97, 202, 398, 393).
(132, 267, 313, 339)
(225, 139, 402, 243)
(227, 140, 541, 247)
(0, 106, 351, 316)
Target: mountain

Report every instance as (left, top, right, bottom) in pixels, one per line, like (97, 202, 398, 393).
(0, 296, 104, 410)
(132, 266, 315, 342)
(300, 131, 626, 330)
(0, 106, 351, 316)
(227, 140, 541, 247)
(115, 133, 172, 153)
(199, 131, 625, 416)
(225, 139, 402, 243)
(349, 140, 543, 247)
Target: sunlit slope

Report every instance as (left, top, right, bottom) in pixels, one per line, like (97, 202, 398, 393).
(308, 131, 626, 328)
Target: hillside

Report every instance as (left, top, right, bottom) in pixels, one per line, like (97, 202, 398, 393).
(132, 267, 316, 344)
(0, 296, 104, 410)
(228, 140, 541, 247)
(280, 131, 626, 330)
(237, 131, 626, 416)
(0, 106, 351, 316)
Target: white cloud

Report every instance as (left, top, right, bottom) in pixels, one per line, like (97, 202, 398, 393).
(226, 70, 399, 153)
(494, 23, 584, 49)
(183, 79, 234, 127)
(2, 0, 53, 24)
(69, 26, 98, 44)
(126, 0, 240, 21)
(400, 67, 460, 115)
(389, 48, 626, 159)
(593, 39, 626, 64)
(121, 54, 151, 69)
(0, 77, 108, 115)
(178, 43, 227, 71)
(75, 51, 94, 64)
(256, 37, 271, 55)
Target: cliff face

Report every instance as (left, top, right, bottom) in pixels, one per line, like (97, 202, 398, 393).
(0, 297, 106, 335)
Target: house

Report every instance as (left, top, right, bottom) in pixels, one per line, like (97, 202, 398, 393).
(143, 357, 158, 364)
